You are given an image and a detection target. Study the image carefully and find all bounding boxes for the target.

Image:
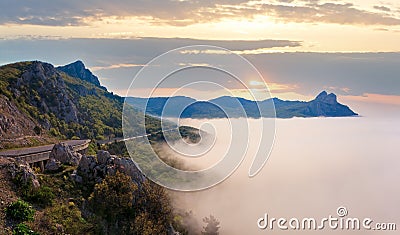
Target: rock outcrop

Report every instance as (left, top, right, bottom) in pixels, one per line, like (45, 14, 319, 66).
(11, 61, 80, 123)
(45, 143, 82, 171)
(6, 159, 40, 188)
(45, 159, 61, 172)
(57, 60, 101, 87)
(314, 91, 338, 105)
(73, 150, 144, 185)
(306, 91, 357, 117)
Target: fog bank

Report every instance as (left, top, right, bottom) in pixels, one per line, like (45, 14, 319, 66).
(169, 103, 400, 234)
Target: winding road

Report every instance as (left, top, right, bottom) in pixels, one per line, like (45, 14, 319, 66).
(0, 129, 177, 165)
(0, 139, 90, 157)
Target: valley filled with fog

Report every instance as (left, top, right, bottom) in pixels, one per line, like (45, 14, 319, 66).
(168, 102, 400, 234)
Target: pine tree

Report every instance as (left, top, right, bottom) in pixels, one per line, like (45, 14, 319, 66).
(202, 215, 220, 235)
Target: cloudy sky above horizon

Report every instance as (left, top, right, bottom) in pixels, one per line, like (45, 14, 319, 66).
(1, 0, 399, 107)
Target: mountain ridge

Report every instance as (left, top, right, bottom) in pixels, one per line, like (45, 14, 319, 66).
(0, 60, 197, 149)
(126, 91, 358, 118)
(0, 61, 122, 141)
(0, 60, 152, 149)
(57, 60, 104, 88)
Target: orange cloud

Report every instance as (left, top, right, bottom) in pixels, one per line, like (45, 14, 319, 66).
(90, 63, 146, 71)
(342, 93, 400, 105)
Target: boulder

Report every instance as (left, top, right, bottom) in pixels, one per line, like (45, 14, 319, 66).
(70, 170, 83, 183)
(50, 143, 82, 166)
(96, 150, 110, 165)
(76, 151, 145, 185)
(77, 155, 96, 176)
(114, 157, 144, 183)
(45, 158, 61, 171)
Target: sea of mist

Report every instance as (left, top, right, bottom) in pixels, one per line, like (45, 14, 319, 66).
(164, 102, 400, 234)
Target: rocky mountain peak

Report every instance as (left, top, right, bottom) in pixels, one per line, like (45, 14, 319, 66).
(315, 91, 328, 100)
(72, 60, 84, 66)
(315, 91, 337, 104)
(57, 60, 101, 86)
(325, 93, 337, 104)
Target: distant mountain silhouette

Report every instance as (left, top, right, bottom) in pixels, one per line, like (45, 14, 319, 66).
(126, 91, 358, 118)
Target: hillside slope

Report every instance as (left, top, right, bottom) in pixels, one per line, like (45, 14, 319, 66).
(0, 61, 123, 141)
(0, 61, 163, 150)
(0, 94, 54, 149)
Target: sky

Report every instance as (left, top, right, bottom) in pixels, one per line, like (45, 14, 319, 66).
(0, 0, 400, 106)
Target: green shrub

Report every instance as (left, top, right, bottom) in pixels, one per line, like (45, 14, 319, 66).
(5, 200, 35, 222)
(18, 180, 55, 207)
(86, 142, 98, 155)
(49, 128, 60, 137)
(24, 186, 55, 207)
(46, 202, 92, 234)
(89, 171, 137, 222)
(13, 223, 39, 235)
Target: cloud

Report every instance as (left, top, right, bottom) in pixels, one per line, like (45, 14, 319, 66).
(246, 52, 400, 97)
(0, 0, 249, 26)
(254, 2, 400, 26)
(0, 37, 300, 65)
(343, 93, 400, 105)
(90, 63, 146, 71)
(374, 5, 391, 12)
(0, 38, 399, 99)
(0, 35, 67, 40)
(1, 0, 400, 27)
(374, 28, 390, 31)
(178, 63, 212, 67)
(323, 86, 351, 93)
(163, 38, 301, 51)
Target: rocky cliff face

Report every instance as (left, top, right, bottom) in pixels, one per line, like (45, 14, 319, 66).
(57, 61, 101, 87)
(15, 61, 79, 123)
(0, 60, 126, 141)
(0, 94, 52, 149)
(0, 95, 37, 139)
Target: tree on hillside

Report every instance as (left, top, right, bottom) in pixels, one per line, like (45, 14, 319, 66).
(133, 181, 173, 233)
(131, 211, 165, 235)
(202, 215, 220, 235)
(88, 171, 137, 232)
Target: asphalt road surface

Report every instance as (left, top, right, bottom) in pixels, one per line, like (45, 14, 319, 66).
(0, 140, 89, 157)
